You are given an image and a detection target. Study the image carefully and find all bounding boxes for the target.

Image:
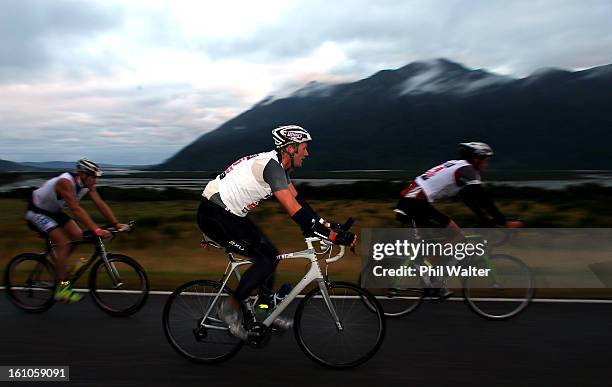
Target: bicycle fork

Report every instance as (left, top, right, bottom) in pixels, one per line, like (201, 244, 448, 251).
(318, 281, 344, 331)
(99, 239, 123, 288)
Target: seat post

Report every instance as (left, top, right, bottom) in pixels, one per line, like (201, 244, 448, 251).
(227, 251, 237, 262)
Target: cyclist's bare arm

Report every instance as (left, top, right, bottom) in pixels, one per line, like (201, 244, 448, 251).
(274, 188, 301, 216)
(288, 183, 299, 198)
(88, 188, 124, 228)
(55, 179, 110, 238)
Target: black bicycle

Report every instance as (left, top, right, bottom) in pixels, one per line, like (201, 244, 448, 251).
(4, 221, 149, 316)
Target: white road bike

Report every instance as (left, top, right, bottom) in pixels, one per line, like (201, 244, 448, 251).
(163, 224, 385, 369)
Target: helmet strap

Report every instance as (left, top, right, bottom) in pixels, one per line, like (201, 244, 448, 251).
(279, 144, 296, 170)
(289, 152, 296, 170)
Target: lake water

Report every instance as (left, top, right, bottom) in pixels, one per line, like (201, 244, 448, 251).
(0, 177, 383, 192)
(2, 172, 612, 192)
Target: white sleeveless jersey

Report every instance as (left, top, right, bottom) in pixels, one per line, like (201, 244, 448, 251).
(414, 160, 481, 202)
(32, 172, 89, 212)
(203, 151, 288, 217)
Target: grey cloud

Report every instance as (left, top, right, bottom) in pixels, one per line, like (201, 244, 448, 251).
(0, 0, 122, 81)
(199, 0, 612, 78)
(0, 82, 247, 164)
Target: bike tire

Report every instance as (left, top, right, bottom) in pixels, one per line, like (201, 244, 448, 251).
(294, 281, 385, 369)
(4, 253, 56, 313)
(162, 279, 245, 364)
(463, 254, 535, 320)
(358, 272, 425, 318)
(88, 254, 149, 317)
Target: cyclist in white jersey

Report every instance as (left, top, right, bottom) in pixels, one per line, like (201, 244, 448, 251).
(197, 125, 357, 339)
(396, 142, 523, 230)
(395, 142, 523, 297)
(25, 159, 127, 303)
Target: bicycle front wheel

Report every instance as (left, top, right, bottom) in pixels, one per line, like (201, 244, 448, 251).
(295, 282, 385, 369)
(88, 254, 149, 317)
(463, 254, 535, 320)
(4, 253, 56, 313)
(163, 280, 244, 363)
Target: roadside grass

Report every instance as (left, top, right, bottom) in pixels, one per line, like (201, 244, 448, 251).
(2, 193, 611, 295)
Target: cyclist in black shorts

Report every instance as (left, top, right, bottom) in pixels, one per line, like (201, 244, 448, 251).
(197, 125, 356, 339)
(394, 142, 523, 295)
(395, 142, 523, 230)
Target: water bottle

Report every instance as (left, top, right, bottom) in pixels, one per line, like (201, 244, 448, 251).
(273, 283, 292, 307)
(68, 257, 88, 277)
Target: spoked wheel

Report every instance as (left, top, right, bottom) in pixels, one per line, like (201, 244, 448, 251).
(4, 253, 56, 313)
(89, 254, 149, 317)
(463, 254, 535, 320)
(163, 280, 245, 364)
(294, 281, 385, 369)
(359, 272, 425, 318)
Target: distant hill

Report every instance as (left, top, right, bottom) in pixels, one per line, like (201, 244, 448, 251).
(0, 159, 44, 172)
(154, 58, 612, 171)
(1, 160, 145, 173)
(19, 161, 79, 170)
(20, 161, 142, 170)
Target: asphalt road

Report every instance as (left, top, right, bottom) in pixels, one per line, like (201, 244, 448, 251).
(0, 293, 610, 387)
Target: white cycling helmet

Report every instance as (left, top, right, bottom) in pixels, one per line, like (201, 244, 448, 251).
(76, 158, 103, 177)
(458, 142, 493, 158)
(272, 125, 312, 149)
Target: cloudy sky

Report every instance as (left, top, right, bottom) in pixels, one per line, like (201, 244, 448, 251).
(1, 0, 611, 165)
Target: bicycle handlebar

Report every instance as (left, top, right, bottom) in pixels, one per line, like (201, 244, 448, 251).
(82, 220, 136, 241)
(325, 245, 346, 263)
(106, 220, 136, 234)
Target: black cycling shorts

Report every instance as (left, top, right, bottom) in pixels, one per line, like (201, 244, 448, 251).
(197, 198, 278, 257)
(395, 197, 451, 228)
(197, 198, 279, 301)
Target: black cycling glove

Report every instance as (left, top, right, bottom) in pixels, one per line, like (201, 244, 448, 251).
(332, 229, 356, 246)
(292, 207, 332, 240)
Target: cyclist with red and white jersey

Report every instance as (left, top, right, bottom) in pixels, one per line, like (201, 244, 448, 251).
(395, 142, 522, 298)
(197, 125, 357, 339)
(25, 159, 127, 303)
(395, 142, 523, 231)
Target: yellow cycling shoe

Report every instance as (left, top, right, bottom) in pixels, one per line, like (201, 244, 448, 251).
(54, 281, 83, 303)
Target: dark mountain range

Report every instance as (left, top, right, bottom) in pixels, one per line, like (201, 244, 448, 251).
(155, 58, 612, 171)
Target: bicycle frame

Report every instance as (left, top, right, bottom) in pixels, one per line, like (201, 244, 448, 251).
(43, 236, 124, 288)
(199, 237, 346, 331)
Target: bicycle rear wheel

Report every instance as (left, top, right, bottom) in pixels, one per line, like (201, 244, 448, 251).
(89, 254, 149, 317)
(4, 253, 56, 313)
(463, 254, 534, 320)
(294, 281, 385, 369)
(359, 272, 425, 318)
(163, 280, 244, 363)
